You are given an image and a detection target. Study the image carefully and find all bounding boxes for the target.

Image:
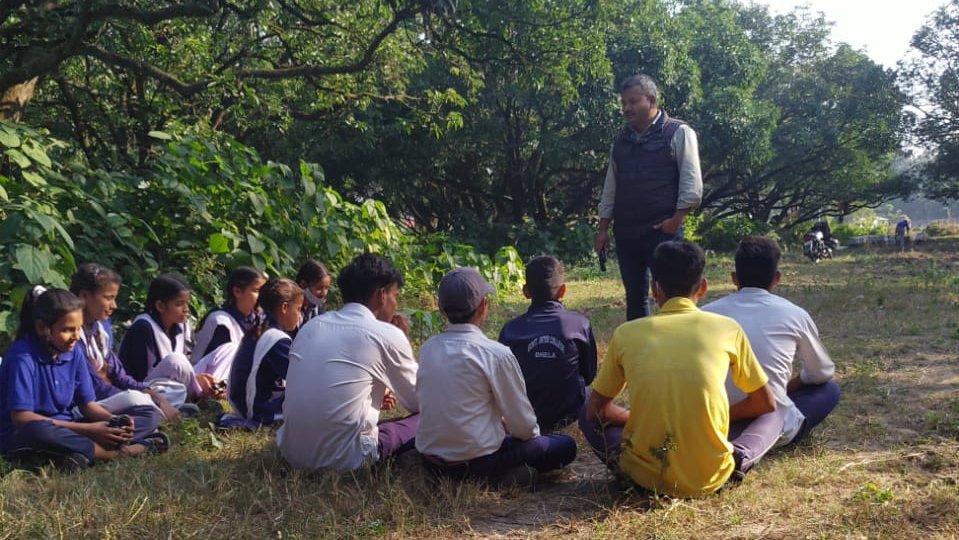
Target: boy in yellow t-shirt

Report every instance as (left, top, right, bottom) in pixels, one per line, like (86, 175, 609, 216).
(578, 240, 782, 498)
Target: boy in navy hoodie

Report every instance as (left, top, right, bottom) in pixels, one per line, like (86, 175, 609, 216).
(498, 256, 597, 432)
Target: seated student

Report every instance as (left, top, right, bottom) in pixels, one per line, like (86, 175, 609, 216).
(193, 266, 267, 383)
(119, 273, 216, 401)
(70, 263, 180, 422)
(278, 254, 419, 472)
(702, 236, 840, 446)
(225, 278, 304, 427)
(296, 260, 332, 322)
(498, 256, 597, 432)
(579, 240, 782, 498)
(1, 288, 168, 470)
(416, 267, 577, 483)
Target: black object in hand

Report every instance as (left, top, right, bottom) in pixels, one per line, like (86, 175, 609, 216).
(599, 248, 608, 272)
(107, 415, 131, 428)
(212, 380, 228, 392)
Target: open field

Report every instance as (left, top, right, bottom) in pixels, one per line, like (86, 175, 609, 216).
(2, 240, 959, 539)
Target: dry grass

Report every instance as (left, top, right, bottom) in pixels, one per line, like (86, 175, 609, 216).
(2, 241, 959, 539)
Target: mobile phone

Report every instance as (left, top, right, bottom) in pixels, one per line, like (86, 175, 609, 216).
(107, 415, 131, 428)
(599, 248, 608, 273)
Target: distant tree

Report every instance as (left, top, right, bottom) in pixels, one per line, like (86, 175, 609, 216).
(697, 3, 911, 227)
(901, 0, 959, 201)
(2, 1, 444, 163)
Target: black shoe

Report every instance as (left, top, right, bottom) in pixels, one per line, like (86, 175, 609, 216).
(490, 465, 538, 489)
(177, 403, 201, 417)
(51, 452, 91, 473)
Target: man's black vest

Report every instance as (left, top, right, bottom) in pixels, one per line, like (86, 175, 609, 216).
(611, 111, 685, 239)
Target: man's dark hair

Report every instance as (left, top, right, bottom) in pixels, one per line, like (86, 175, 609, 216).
(619, 73, 658, 102)
(525, 255, 564, 304)
(651, 240, 705, 298)
(734, 236, 781, 289)
(337, 253, 404, 305)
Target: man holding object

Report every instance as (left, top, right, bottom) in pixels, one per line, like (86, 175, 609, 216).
(595, 74, 703, 319)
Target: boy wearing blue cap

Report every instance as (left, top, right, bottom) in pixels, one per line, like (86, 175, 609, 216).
(416, 267, 576, 484)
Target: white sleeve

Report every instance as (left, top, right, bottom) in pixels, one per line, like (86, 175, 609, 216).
(489, 351, 540, 440)
(671, 125, 703, 211)
(598, 145, 617, 219)
(383, 332, 420, 413)
(796, 313, 835, 384)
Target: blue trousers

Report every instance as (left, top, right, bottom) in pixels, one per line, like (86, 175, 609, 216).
(615, 228, 683, 320)
(424, 434, 577, 480)
(7, 404, 163, 465)
(377, 413, 419, 459)
(790, 380, 841, 443)
(8, 420, 96, 464)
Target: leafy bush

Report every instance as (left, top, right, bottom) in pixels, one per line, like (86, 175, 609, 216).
(830, 221, 890, 242)
(924, 220, 959, 237)
(695, 215, 776, 252)
(450, 218, 596, 267)
(0, 122, 523, 348)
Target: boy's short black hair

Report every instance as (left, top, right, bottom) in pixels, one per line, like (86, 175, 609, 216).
(651, 240, 705, 298)
(337, 253, 404, 305)
(525, 256, 564, 303)
(735, 236, 781, 289)
(445, 307, 478, 325)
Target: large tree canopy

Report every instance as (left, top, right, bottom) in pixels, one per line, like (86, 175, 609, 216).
(902, 0, 959, 200)
(2, 0, 448, 162)
(2, 0, 918, 259)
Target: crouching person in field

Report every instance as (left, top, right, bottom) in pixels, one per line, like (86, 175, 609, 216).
(277, 254, 419, 472)
(702, 236, 840, 447)
(416, 268, 577, 485)
(579, 240, 781, 497)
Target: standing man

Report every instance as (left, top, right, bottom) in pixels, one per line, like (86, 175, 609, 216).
(595, 74, 703, 319)
(278, 253, 419, 472)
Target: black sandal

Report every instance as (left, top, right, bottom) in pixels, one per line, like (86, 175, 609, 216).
(139, 431, 171, 455)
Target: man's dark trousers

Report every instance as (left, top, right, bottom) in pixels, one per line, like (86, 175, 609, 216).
(615, 228, 683, 320)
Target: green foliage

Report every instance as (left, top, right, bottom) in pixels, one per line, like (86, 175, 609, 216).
(853, 482, 895, 504)
(830, 221, 891, 242)
(695, 214, 776, 252)
(0, 121, 522, 349)
(450, 218, 597, 265)
(924, 220, 959, 237)
(901, 0, 959, 201)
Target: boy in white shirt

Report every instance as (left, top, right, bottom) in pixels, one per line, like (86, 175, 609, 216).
(278, 254, 419, 472)
(703, 236, 840, 446)
(415, 268, 576, 482)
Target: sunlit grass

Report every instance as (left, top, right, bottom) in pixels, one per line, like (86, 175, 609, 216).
(2, 240, 959, 538)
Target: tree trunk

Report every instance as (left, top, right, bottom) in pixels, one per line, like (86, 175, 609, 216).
(0, 77, 38, 121)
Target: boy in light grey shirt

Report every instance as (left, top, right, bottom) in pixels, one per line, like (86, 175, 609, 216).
(415, 267, 576, 482)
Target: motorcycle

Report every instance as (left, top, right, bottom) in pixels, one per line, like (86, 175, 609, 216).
(802, 229, 838, 263)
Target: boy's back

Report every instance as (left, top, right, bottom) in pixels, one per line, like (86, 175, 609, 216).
(498, 300, 597, 432)
(595, 297, 767, 497)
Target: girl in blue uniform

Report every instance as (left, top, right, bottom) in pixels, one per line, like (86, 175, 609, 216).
(118, 273, 215, 401)
(225, 278, 303, 427)
(193, 266, 266, 383)
(0, 288, 166, 470)
(70, 263, 180, 422)
(296, 260, 331, 322)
